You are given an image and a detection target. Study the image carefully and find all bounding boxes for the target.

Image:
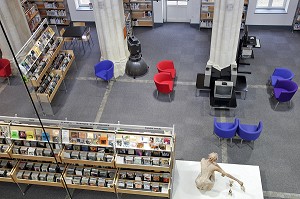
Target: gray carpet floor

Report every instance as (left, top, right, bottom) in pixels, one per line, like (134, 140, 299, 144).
(0, 23, 300, 199)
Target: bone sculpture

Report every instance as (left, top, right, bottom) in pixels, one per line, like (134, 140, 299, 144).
(195, 152, 245, 192)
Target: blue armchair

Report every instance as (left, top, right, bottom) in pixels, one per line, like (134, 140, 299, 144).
(270, 68, 294, 87)
(213, 118, 239, 145)
(273, 79, 298, 110)
(94, 60, 114, 82)
(237, 121, 263, 149)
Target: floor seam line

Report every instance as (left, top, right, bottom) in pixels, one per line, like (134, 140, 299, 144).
(263, 190, 300, 198)
(220, 111, 228, 164)
(94, 81, 114, 123)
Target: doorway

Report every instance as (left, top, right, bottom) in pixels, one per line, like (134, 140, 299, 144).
(165, 0, 190, 22)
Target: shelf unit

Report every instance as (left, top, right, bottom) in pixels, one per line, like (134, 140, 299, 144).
(116, 169, 171, 197)
(20, 0, 42, 33)
(123, 0, 154, 27)
(18, 25, 75, 115)
(11, 161, 65, 187)
(199, 0, 248, 29)
(64, 164, 116, 192)
(0, 116, 175, 198)
(27, 0, 70, 25)
(0, 159, 17, 183)
(293, 0, 300, 31)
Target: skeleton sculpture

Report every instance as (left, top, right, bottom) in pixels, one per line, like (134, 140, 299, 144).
(195, 152, 245, 192)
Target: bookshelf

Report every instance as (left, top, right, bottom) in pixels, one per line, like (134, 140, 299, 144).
(199, 0, 248, 29)
(21, 0, 43, 33)
(123, 0, 154, 27)
(18, 25, 75, 115)
(27, 0, 70, 25)
(293, 0, 300, 31)
(0, 116, 175, 198)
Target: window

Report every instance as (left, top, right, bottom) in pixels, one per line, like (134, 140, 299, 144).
(167, 0, 188, 6)
(78, 0, 91, 7)
(256, 0, 287, 9)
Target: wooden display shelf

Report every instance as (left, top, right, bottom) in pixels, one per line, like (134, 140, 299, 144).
(11, 162, 65, 187)
(0, 144, 12, 158)
(131, 9, 152, 11)
(31, 38, 64, 87)
(130, 0, 152, 2)
(59, 50, 75, 77)
(116, 145, 171, 152)
(30, 21, 41, 32)
(10, 153, 57, 162)
(41, 15, 67, 18)
(60, 156, 115, 167)
(116, 187, 169, 197)
(27, 11, 39, 22)
(115, 156, 171, 172)
(133, 21, 153, 27)
(0, 176, 14, 183)
(65, 183, 115, 192)
(37, 70, 64, 103)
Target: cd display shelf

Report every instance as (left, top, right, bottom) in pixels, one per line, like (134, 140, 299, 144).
(293, 0, 300, 31)
(18, 24, 76, 115)
(0, 116, 175, 198)
(20, 1, 42, 33)
(123, 0, 154, 27)
(199, 0, 248, 29)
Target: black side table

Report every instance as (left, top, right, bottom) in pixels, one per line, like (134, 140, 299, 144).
(235, 75, 248, 100)
(195, 73, 210, 97)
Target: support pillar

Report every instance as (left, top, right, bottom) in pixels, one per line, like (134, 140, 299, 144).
(205, 0, 244, 86)
(0, 0, 31, 72)
(93, 0, 129, 78)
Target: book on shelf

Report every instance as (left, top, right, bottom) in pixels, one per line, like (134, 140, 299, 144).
(26, 131, 35, 140)
(11, 130, 19, 139)
(61, 129, 70, 143)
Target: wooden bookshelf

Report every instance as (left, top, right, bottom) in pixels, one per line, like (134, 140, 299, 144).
(199, 0, 248, 29)
(20, 1, 42, 33)
(0, 144, 12, 158)
(27, 0, 70, 25)
(0, 159, 17, 183)
(123, 0, 153, 27)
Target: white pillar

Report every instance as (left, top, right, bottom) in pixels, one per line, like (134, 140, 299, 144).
(207, 0, 244, 71)
(0, 0, 31, 71)
(92, 0, 129, 78)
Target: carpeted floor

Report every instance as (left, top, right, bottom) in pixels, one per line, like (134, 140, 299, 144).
(0, 23, 300, 199)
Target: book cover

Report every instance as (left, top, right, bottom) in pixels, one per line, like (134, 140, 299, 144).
(11, 130, 19, 139)
(79, 132, 86, 144)
(70, 131, 79, 143)
(61, 129, 70, 143)
(42, 132, 50, 141)
(26, 131, 35, 140)
(99, 134, 108, 146)
(52, 130, 60, 143)
(35, 129, 42, 141)
(86, 132, 94, 144)
(19, 131, 26, 139)
(108, 134, 114, 147)
(0, 126, 9, 138)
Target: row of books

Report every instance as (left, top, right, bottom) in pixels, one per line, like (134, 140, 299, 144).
(17, 171, 62, 182)
(66, 166, 115, 178)
(117, 148, 170, 157)
(65, 175, 114, 187)
(13, 146, 59, 157)
(0, 160, 16, 177)
(18, 161, 64, 173)
(63, 151, 113, 162)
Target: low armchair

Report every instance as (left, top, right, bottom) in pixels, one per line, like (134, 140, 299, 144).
(156, 60, 176, 79)
(94, 60, 114, 82)
(154, 72, 174, 102)
(213, 118, 239, 145)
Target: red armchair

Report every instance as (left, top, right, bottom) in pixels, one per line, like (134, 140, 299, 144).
(154, 72, 174, 102)
(0, 59, 12, 85)
(156, 60, 176, 79)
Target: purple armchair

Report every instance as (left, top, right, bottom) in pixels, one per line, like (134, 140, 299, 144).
(273, 79, 298, 110)
(213, 118, 239, 145)
(270, 68, 294, 87)
(238, 121, 263, 149)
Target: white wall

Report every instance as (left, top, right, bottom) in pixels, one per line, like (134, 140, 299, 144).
(189, 0, 201, 24)
(153, 0, 163, 23)
(246, 0, 298, 26)
(66, 0, 94, 22)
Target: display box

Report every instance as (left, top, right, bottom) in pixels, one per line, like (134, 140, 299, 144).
(16, 171, 24, 179)
(36, 148, 44, 156)
(73, 176, 81, 185)
(99, 170, 107, 178)
(79, 152, 87, 160)
(34, 163, 42, 171)
(81, 177, 89, 185)
(91, 168, 98, 177)
(83, 168, 91, 176)
(89, 177, 97, 186)
(41, 164, 49, 172)
(106, 180, 113, 188)
(87, 152, 96, 161)
(75, 167, 83, 176)
(23, 171, 32, 180)
(28, 147, 36, 156)
(98, 178, 106, 187)
(31, 172, 39, 180)
(71, 151, 79, 159)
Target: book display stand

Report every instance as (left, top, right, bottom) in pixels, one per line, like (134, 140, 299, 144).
(16, 19, 76, 115)
(0, 116, 175, 198)
(21, 2, 42, 33)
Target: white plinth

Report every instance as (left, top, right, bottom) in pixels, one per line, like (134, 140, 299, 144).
(172, 160, 263, 199)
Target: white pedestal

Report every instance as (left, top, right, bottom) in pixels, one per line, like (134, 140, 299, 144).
(172, 160, 264, 199)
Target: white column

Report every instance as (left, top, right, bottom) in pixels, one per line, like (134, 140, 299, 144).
(92, 0, 129, 78)
(207, 0, 244, 71)
(0, 0, 31, 71)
